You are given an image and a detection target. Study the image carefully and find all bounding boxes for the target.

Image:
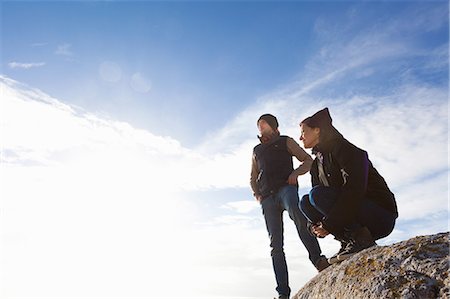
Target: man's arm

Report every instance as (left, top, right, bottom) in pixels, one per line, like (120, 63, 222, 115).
(286, 137, 313, 184)
(250, 153, 262, 200)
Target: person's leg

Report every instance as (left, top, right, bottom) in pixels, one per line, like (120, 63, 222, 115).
(337, 199, 395, 261)
(279, 185, 323, 266)
(304, 186, 352, 264)
(299, 194, 323, 224)
(357, 199, 397, 240)
(261, 196, 290, 297)
(308, 185, 340, 217)
(308, 187, 396, 239)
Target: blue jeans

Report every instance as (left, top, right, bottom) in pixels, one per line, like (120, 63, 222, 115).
(261, 185, 323, 296)
(300, 186, 396, 240)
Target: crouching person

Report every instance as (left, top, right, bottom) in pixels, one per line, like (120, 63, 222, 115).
(298, 108, 398, 263)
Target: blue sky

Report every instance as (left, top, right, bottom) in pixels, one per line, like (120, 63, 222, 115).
(5, 1, 324, 144)
(1, 1, 449, 299)
(5, 1, 446, 145)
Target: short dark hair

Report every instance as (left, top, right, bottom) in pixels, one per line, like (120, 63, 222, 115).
(258, 114, 279, 130)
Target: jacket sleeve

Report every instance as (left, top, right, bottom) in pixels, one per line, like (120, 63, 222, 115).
(310, 159, 320, 187)
(286, 137, 313, 176)
(250, 152, 261, 197)
(321, 143, 369, 237)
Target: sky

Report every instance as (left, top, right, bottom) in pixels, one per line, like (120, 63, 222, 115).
(0, 1, 449, 299)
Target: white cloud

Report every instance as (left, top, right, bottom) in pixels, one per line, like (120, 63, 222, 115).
(8, 62, 46, 69)
(390, 172, 448, 221)
(221, 200, 260, 214)
(0, 76, 206, 298)
(55, 43, 73, 56)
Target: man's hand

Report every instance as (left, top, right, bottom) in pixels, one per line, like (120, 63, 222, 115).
(287, 173, 298, 185)
(311, 222, 330, 238)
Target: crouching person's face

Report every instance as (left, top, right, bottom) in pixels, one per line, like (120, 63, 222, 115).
(300, 123, 320, 149)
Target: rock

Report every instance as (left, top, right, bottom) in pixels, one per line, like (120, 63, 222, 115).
(293, 232, 449, 299)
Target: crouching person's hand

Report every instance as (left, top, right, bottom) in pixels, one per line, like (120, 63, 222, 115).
(311, 222, 330, 238)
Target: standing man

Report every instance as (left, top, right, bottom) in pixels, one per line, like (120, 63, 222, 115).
(250, 114, 329, 299)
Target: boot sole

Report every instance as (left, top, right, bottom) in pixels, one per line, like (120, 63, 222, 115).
(335, 243, 377, 263)
(337, 252, 356, 261)
(327, 256, 340, 264)
(328, 253, 355, 264)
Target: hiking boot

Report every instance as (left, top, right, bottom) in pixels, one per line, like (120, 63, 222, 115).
(338, 226, 376, 261)
(315, 255, 331, 272)
(276, 295, 289, 299)
(327, 239, 349, 264)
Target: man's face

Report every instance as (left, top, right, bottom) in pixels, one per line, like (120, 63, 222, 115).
(257, 119, 273, 135)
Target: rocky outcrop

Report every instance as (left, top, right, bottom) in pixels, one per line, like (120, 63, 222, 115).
(294, 232, 449, 299)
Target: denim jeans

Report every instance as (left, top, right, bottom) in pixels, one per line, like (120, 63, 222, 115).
(261, 185, 323, 296)
(300, 185, 396, 240)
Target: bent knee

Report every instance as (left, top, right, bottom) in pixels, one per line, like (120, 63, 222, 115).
(309, 185, 333, 208)
(300, 194, 311, 209)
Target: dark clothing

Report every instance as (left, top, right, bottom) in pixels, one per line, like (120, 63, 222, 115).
(250, 135, 312, 198)
(262, 185, 322, 297)
(301, 186, 396, 240)
(308, 135, 398, 238)
(253, 136, 293, 198)
(250, 133, 319, 297)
